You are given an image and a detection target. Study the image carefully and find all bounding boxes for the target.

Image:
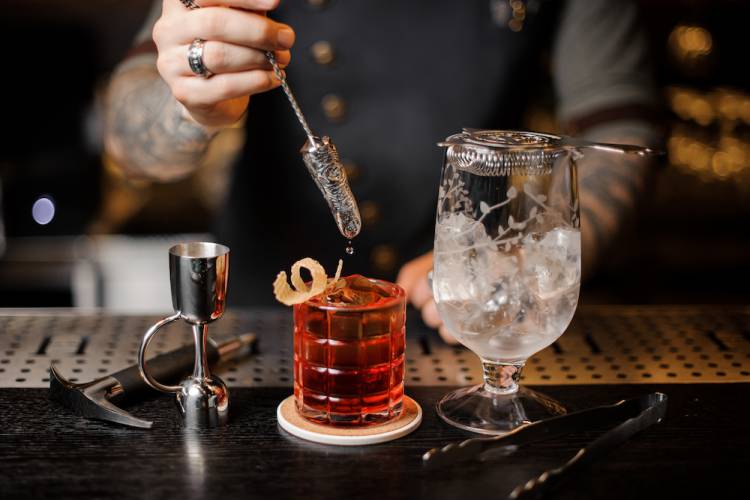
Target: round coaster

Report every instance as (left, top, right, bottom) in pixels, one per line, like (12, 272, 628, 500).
(277, 395, 422, 446)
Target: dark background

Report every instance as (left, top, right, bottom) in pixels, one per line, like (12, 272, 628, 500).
(1, 0, 749, 307)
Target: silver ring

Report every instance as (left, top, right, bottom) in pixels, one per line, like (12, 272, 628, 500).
(188, 39, 213, 78)
(179, 0, 200, 9)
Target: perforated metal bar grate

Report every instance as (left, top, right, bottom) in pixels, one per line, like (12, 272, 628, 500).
(0, 306, 749, 388)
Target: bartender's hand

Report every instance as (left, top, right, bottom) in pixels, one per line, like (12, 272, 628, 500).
(396, 252, 459, 345)
(153, 0, 294, 128)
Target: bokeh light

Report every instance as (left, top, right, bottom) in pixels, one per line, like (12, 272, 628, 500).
(31, 196, 55, 225)
(668, 24, 713, 61)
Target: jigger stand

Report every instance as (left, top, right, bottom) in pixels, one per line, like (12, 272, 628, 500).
(177, 322, 229, 428)
(138, 242, 231, 428)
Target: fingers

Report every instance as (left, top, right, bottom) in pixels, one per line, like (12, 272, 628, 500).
(171, 70, 280, 110)
(168, 42, 290, 76)
(406, 270, 458, 345)
(155, 0, 289, 128)
(420, 300, 442, 329)
(410, 276, 434, 310)
(396, 252, 451, 343)
(438, 325, 459, 345)
(396, 251, 433, 305)
(188, 0, 281, 9)
(157, 7, 295, 51)
(421, 298, 460, 345)
(397, 252, 461, 347)
(163, 0, 281, 14)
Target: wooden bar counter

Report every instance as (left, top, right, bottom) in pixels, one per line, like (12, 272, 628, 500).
(1, 306, 748, 499)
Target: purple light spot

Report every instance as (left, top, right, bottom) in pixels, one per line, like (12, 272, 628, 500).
(32, 197, 55, 225)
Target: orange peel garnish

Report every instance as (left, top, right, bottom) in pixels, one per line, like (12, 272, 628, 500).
(333, 259, 343, 282)
(273, 257, 340, 306)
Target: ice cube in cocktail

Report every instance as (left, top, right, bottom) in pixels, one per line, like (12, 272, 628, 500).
(294, 275, 406, 425)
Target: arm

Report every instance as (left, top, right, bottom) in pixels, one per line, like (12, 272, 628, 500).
(574, 124, 656, 276)
(103, 0, 294, 182)
(105, 58, 213, 181)
(552, 0, 662, 274)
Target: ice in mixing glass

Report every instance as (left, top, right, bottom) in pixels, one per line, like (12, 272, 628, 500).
(434, 211, 580, 362)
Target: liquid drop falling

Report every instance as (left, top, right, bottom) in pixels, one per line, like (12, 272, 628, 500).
(345, 240, 354, 255)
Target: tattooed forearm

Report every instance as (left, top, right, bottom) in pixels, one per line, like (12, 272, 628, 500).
(577, 142, 650, 276)
(104, 63, 214, 182)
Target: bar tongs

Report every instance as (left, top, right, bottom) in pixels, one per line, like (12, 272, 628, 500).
(423, 393, 668, 497)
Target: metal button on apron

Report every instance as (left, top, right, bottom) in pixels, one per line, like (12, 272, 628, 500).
(343, 161, 361, 182)
(322, 94, 346, 122)
(371, 244, 398, 274)
(360, 200, 381, 227)
(310, 41, 335, 66)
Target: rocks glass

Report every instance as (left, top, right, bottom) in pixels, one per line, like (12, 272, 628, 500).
(293, 275, 406, 425)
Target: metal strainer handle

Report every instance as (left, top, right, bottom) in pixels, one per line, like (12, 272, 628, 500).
(560, 136, 662, 157)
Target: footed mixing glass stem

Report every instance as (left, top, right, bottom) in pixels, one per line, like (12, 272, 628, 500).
(192, 323, 211, 380)
(481, 360, 525, 395)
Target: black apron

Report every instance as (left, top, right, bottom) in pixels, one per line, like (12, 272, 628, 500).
(215, 0, 562, 306)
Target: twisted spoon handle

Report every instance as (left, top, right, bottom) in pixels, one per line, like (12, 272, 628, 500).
(265, 51, 316, 143)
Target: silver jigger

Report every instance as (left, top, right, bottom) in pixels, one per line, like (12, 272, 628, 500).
(138, 242, 230, 428)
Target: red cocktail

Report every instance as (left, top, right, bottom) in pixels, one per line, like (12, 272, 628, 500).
(293, 275, 406, 425)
